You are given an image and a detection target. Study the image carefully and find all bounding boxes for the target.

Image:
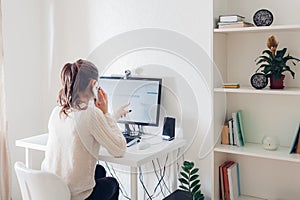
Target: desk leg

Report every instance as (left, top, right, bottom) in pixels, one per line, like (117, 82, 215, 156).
(130, 166, 138, 200)
(25, 148, 29, 168)
(25, 148, 32, 168)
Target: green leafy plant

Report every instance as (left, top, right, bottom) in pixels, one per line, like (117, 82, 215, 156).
(255, 35, 300, 81)
(179, 161, 204, 200)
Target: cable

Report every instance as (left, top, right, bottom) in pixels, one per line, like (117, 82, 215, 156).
(152, 155, 170, 196)
(138, 166, 152, 200)
(154, 156, 168, 196)
(138, 125, 143, 134)
(176, 148, 182, 179)
(156, 157, 171, 194)
(139, 164, 167, 200)
(104, 150, 182, 200)
(105, 162, 130, 200)
(130, 124, 136, 133)
(148, 189, 163, 199)
(144, 155, 171, 200)
(109, 165, 131, 199)
(151, 160, 165, 196)
(104, 162, 131, 200)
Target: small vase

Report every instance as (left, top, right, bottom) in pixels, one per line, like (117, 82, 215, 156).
(270, 75, 285, 89)
(262, 136, 280, 151)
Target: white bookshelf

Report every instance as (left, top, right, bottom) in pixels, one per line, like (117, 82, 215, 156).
(214, 86, 300, 96)
(212, 0, 300, 199)
(214, 24, 300, 33)
(215, 143, 300, 163)
(238, 195, 267, 200)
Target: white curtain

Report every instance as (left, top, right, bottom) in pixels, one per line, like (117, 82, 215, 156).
(0, 0, 10, 199)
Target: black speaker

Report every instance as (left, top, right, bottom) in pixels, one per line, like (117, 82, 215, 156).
(162, 117, 175, 141)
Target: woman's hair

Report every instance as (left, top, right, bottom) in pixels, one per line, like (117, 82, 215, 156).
(58, 59, 99, 117)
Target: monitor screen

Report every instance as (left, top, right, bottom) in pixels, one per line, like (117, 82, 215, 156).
(99, 76, 162, 126)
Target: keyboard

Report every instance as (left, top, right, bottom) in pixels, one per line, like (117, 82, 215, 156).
(123, 134, 141, 147)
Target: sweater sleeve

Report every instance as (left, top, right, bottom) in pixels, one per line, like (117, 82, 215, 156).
(90, 107, 126, 157)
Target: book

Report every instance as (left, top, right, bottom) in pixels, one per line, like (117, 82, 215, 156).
(222, 161, 235, 200)
(228, 119, 234, 145)
(219, 161, 229, 200)
(290, 123, 300, 153)
(223, 83, 240, 89)
(227, 163, 241, 200)
(236, 111, 245, 146)
(223, 83, 239, 86)
(232, 112, 239, 146)
(221, 124, 230, 145)
(219, 15, 245, 22)
(218, 21, 254, 29)
(232, 111, 245, 147)
(236, 163, 241, 196)
(296, 131, 300, 154)
(223, 85, 240, 89)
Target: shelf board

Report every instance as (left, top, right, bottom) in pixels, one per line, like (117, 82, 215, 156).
(238, 195, 267, 200)
(214, 143, 300, 163)
(214, 24, 300, 33)
(214, 86, 300, 95)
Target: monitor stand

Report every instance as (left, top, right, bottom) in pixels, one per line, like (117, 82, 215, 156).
(123, 124, 144, 137)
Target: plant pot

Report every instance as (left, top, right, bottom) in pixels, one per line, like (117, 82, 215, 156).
(270, 75, 285, 89)
(163, 189, 193, 200)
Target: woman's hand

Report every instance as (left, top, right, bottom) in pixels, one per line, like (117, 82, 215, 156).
(114, 103, 131, 120)
(94, 88, 108, 114)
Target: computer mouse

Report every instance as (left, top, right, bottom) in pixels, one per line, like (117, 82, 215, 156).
(137, 141, 151, 150)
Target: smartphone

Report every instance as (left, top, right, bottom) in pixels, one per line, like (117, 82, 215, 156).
(92, 82, 99, 102)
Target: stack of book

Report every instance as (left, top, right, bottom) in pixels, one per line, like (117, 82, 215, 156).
(217, 15, 254, 29)
(219, 161, 241, 200)
(290, 123, 300, 154)
(221, 110, 245, 147)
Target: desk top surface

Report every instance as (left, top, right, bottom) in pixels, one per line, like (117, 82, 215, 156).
(16, 133, 186, 167)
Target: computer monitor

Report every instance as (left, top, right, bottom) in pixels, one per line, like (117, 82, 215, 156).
(99, 76, 162, 129)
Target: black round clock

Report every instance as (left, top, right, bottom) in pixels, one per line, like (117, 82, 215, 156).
(250, 73, 268, 89)
(253, 9, 273, 26)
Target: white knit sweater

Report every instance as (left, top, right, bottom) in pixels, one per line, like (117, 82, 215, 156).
(41, 104, 126, 200)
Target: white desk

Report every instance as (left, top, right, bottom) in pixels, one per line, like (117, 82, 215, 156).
(16, 133, 186, 200)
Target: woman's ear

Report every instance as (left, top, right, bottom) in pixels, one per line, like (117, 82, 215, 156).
(87, 80, 97, 98)
(89, 80, 98, 91)
(90, 79, 97, 87)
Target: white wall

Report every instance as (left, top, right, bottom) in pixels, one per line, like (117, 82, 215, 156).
(3, 0, 213, 199)
(2, 0, 48, 199)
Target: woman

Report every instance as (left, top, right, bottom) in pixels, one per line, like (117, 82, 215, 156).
(41, 59, 128, 200)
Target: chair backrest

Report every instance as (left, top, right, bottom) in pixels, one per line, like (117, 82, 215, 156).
(14, 161, 71, 200)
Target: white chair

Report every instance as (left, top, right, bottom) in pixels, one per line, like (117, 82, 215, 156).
(14, 161, 71, 200)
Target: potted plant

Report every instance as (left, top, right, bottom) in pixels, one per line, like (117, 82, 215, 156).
(178, 161, 205, 200)
(163, 161, 204, 200)
(255, 35, 300, 89)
